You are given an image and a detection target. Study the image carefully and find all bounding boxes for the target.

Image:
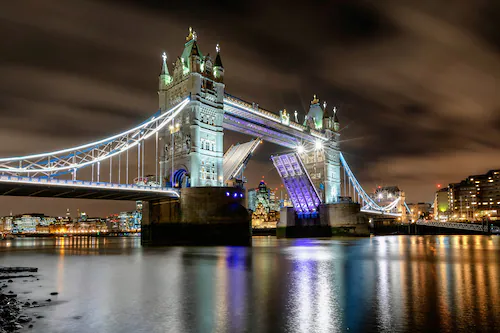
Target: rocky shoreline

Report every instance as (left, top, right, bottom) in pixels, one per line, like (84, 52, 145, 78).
(0, 267, 46, 332)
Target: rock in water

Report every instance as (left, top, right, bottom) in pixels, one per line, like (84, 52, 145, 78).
(18, 315, 32, 323)
(0, 267, 38, 273)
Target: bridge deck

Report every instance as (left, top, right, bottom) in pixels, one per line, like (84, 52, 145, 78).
(223, 139, 260, 183)
(271, 153, 321, 213)
(0, 176, 179, 201)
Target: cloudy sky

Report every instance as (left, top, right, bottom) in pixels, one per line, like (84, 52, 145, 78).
(0, 0, 499, 216)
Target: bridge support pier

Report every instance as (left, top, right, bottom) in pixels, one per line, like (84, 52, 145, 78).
(141, 187, 251, 246)
(321, 203, 370, 236)
(276, 203, 369, 238)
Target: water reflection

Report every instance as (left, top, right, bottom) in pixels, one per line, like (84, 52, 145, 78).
(0, 235, 499, 333)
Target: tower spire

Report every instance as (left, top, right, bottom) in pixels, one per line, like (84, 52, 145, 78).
(214, 43, 224, 82)
(161, 52, 169, 75)
(333, 107, 340, 131)
(186, 27, 195, 42)
(214, 43, 223, 68)
(311, 94, 319, 105)
(159, 52, 172, 85)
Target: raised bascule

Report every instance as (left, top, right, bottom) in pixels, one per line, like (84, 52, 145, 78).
(0, 28, 410, 245)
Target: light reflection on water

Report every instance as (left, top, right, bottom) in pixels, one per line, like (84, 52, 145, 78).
(1, 235, 500, 333)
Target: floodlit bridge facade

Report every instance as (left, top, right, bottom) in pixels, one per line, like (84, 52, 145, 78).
(0, 28, 409, 235)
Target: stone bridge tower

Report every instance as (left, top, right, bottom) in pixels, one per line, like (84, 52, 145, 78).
(299, 96, 341, 204)
(158, 28, 225, 187)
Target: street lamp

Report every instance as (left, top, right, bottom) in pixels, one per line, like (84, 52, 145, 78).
(297, 145, 305, 154)
(315, 140, 323, 151)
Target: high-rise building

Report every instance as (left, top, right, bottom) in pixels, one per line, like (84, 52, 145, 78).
(447, 169, 500, 220)
(433, 188, 449, 221)
(247, 189, 257, 212)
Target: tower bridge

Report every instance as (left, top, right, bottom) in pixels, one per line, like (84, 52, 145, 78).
(0, 28, 409, 244)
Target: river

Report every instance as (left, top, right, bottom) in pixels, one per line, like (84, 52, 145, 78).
(1, 235, 499, 333)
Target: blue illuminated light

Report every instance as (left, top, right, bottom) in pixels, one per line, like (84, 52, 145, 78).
(240, 193, 243, 198)
(233, 193, 238, 198)
(226, 192, 230, 197)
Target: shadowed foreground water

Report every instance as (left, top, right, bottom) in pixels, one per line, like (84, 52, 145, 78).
(1, 235, 500, 333)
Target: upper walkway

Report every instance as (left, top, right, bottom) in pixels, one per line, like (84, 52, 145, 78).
(223, 93, 328, 149)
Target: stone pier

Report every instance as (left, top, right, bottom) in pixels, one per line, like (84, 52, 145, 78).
(276, 202, 369, 238)
(142, 187, 251, 246)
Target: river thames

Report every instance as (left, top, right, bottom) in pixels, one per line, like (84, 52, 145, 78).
(1, 235, 499, 333)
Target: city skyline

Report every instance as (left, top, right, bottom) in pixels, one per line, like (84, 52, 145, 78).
(1, 1, 500, 215)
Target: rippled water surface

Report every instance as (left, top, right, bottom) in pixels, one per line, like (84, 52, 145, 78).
(1, 235, 500, 333)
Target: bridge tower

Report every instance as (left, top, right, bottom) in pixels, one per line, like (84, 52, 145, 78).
(300, 96, 341, 204)
(159, 28, 225, 187)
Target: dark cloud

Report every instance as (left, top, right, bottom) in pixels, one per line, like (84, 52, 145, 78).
(326, 0, 399, 44)
(476, 0, 500, 52)
(0, 0, 499, 216)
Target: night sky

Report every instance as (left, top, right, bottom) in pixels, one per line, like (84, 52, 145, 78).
(1, 0, 499, 217)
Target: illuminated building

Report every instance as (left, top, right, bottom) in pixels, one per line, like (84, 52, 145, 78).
(247, 180, 280, 228)
(433, 188, 449, 221)
(407, 203, 432, 221)
(370, 186, 405, 207)
(252, 203, 279, 229)
(13, 214, 40, 233)
(106, 205, 142, 232)
(248, 180, 279, 212)
(447, 169, 500, 220)
(0, 216, 13, 232)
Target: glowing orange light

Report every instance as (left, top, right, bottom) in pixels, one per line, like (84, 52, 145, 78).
(437, 184, 441, 188)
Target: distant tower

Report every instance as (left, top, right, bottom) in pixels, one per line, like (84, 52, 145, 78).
(159, 28, 225, 187)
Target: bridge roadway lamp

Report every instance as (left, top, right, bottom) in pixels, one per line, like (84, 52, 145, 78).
(315, 140, 323, 151)
(296, 145, 305, 154)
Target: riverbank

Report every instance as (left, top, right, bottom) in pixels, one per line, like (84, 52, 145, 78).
(2, 233, 140, 240)
(0, 267, 52, 332)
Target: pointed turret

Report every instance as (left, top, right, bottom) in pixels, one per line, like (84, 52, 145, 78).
(214, 49, 223, 68)
(304, 94, 323, 129)
(189, 40, 201, 73)
(322, 101, 331, 129)
(159, 52, 172, 86)
(158, 52, 172, 110)
(180, 27, 203, 74)
(213, 43, 224, 82)
(333, 107, 340, 132)
(190, 40, 200, 57)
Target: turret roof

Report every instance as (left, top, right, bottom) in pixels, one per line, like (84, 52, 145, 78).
(333, 107, 339, 122)
(181, 39, 203, 64)
(214, 52, 223, 68)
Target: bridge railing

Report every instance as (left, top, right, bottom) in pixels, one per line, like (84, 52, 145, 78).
(0, 175, 180, 196)
(416, 220, 488, 232)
